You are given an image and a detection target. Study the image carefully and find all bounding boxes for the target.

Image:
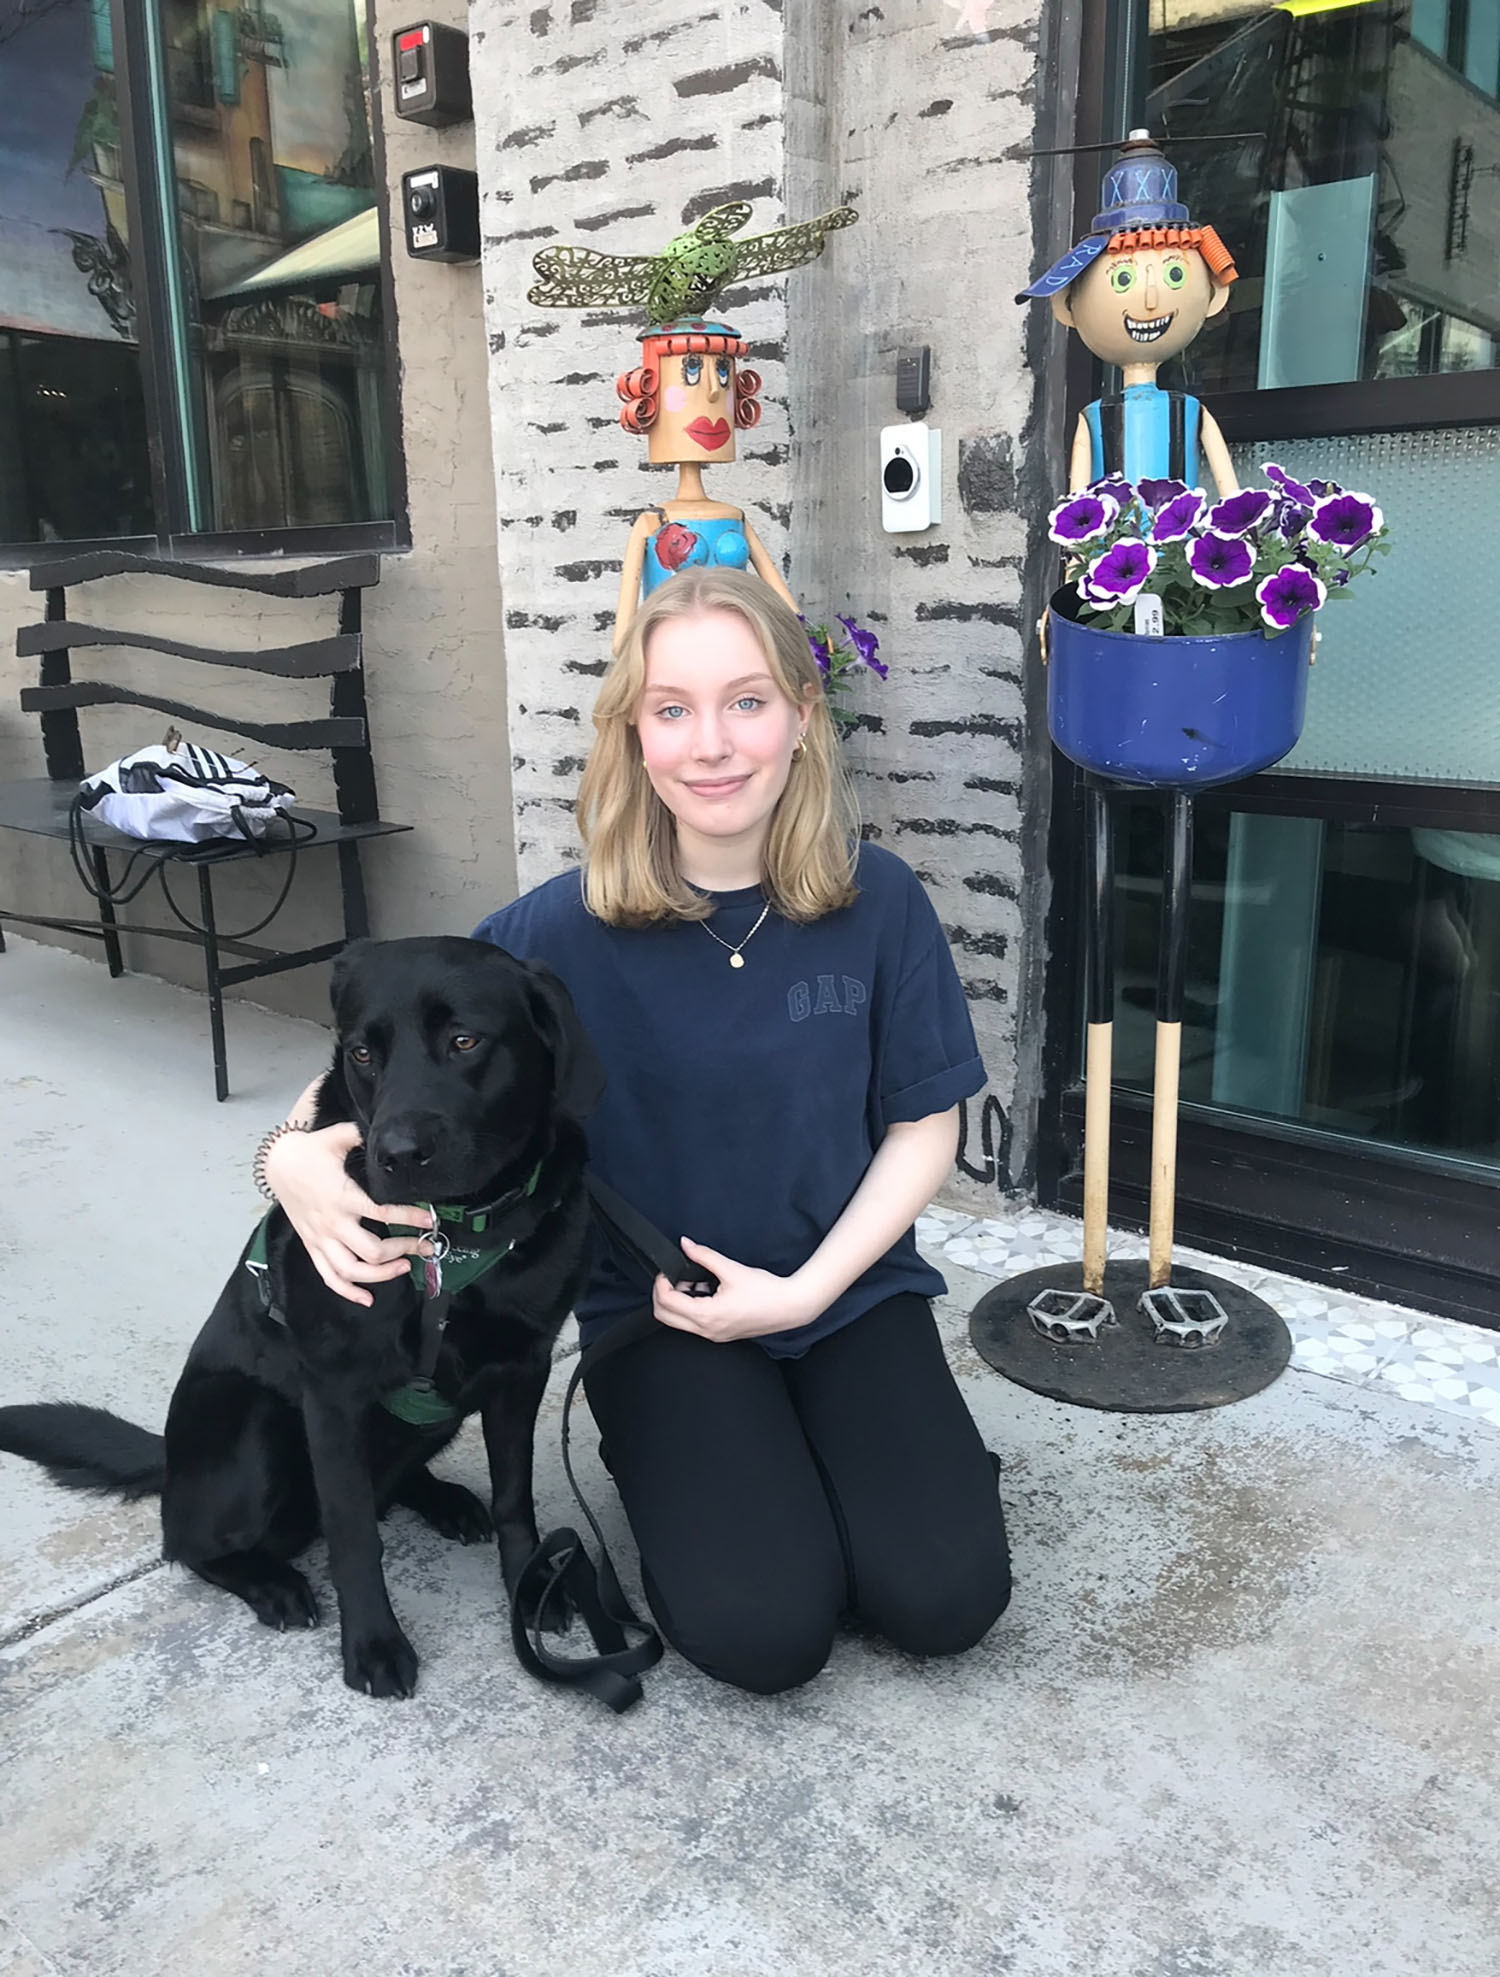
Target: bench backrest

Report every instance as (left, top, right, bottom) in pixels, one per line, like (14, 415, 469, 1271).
(15, 551, 383, 828)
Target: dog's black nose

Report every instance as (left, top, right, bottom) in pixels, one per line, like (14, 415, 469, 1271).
(371, 1126, 436, 1174)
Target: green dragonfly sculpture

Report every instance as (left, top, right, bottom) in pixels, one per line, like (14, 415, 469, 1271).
(527, 201, 858, 325)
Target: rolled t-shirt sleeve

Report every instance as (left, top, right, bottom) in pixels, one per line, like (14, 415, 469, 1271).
(877, 897, 987, 1127)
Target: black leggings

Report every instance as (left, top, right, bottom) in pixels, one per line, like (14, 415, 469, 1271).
(582, 1293, 1012, 1695)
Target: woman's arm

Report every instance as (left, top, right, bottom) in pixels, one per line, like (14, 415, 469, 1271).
(652, 1106, 960, 1344)
(260, 1075, 433, 1307)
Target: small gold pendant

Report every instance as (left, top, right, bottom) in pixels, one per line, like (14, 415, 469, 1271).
(730, 952, 745, 969)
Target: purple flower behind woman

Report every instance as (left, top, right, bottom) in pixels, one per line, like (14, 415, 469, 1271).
(1256, 563, 1326, 630)
(803, 620, 836, 674)
(1187, 531, 1254, 590)
(837, 614, 887, 678)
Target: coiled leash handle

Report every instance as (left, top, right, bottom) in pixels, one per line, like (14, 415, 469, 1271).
(510, 1176, 718, 1712)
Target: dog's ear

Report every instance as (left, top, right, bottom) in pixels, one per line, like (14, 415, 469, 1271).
(522, 961, 605, 1120)
(329, 939, 374, 1023)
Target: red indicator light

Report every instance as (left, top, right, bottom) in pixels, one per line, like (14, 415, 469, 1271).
(398, 27, 425, 49)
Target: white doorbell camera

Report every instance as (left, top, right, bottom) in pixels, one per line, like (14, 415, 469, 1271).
(880, 423, 941, 533)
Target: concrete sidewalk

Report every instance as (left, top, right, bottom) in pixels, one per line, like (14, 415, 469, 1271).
(1, 937, 1497, 1977)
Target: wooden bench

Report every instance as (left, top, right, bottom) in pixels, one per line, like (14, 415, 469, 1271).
(0, 550, 408, 1099)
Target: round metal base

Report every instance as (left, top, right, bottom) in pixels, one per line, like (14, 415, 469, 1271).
(968, 1260, 1293, 1414)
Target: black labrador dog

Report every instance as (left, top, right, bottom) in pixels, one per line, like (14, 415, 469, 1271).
(0, 936, 602, 1698)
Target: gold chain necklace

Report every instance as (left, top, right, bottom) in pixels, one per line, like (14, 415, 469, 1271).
(700, 901, 771, 970)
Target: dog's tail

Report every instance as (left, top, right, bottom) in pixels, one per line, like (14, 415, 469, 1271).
(0, 1403, 165, 1498)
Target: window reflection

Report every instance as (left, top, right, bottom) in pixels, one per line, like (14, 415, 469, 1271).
(1147, 1, 1500, 395)
(161, 0, 391, 531)
(0, 0, 154, 540)
(1113, 801, 1500, 1163)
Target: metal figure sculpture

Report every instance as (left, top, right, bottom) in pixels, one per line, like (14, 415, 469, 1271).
(528, 201, 857, 651)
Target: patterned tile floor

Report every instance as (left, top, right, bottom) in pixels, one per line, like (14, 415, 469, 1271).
(916, 1201, 1500, 1432)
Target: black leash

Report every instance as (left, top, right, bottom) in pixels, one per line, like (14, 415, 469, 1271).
(509, 1176, 718, 1714)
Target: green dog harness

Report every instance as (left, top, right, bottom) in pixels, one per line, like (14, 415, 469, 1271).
(244, 1159, 549, 1428)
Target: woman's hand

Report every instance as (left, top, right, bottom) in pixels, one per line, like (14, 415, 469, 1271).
(263, 1123, 433, 1308)
(651, 1237, 818, 1345)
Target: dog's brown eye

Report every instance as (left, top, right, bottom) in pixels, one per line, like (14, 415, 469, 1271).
(348, 1044, 372, 1066)
(452, 1034, 481, 1053)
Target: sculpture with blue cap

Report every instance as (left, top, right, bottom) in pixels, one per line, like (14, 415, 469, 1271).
(1019, 131, 1240, 497)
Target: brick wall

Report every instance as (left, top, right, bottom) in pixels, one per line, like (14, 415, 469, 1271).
(471, 0, 1069, 1200)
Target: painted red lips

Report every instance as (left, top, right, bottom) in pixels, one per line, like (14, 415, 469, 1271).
(685, 418, 731, 451)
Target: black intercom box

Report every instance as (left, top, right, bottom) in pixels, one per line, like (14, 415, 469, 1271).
(401, 165, 480, 262)
(391, 21, 472, 128)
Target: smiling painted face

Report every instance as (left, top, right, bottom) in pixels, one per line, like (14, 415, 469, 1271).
(1054, 241, 1228, 371)
(647, 348, 739, 466)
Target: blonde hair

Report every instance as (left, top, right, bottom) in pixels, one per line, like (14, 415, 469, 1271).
(577, 567, 860, 927)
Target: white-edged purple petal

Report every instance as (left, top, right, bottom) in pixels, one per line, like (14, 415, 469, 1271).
(1256, 563, 1326, 629)
(1308, 492, 1382, 549)
(1048, 494, 1115, 545)
(1086, 537, 1157, 598)
(1208, 489, 1274, 537)
(1263, 462, 1317, 506)
(1150, 489, 1208, 542)
(1187, 531, 1255, 589)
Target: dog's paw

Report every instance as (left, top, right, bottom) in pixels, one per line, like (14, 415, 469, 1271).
(342, 1625, 419, 1700)
(247, 1571, 320, 1632)
(413, 1478, 493, 1546)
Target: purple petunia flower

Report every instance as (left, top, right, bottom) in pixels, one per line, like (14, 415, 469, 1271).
(1138, 477, 1188, 512)
(1085, 537, 1156, 602)
(1308, 491, 1382, 550)
(837, 614, 888, 678)
(1150, 489, 1208, 542)
(803, 620, 835, 674)
(1271, 494, 1312, 541)
(1048, 494, 1115, 545)
(1256, 563, 1326, 630)
(1263, 462, 1317, 507)
(1208, 488, 1274, 537)
(1188, 531, 1254, 589)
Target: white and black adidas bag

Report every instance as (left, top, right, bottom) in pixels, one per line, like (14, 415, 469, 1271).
(77, 741, 296, 844)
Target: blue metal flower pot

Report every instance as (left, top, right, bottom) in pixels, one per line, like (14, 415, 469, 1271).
(1046, 591, 1314, 789)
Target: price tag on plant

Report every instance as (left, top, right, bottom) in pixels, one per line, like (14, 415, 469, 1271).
(1133, 594, 1164, 637)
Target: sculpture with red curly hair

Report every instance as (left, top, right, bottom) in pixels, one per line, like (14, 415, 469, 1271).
(527, 199, 857, 651)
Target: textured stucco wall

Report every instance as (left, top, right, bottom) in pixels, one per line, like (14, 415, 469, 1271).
(471, 0, 1067, 1201)
(0, 0, 514, 1026)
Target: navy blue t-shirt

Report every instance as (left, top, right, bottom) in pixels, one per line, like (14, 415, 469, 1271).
(472, 843, 985, 1358)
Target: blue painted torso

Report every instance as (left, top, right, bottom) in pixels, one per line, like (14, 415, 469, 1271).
(1084, 384, 1202, 486)
(641, 513, 751, 595)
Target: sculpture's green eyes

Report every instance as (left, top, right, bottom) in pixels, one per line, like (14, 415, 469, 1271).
(1163, 261, 1188, 289)
(1108, 264, 1136, 295)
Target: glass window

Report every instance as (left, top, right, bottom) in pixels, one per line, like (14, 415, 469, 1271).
(157, 0, 390, 531)
(1146, 1, 1500, 398)
(1112, 798, 1500, 1171)
(0, 0, 155, 541)
(0, 0, 392, 552)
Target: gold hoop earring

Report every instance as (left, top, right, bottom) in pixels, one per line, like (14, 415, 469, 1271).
(792, 734, 808, 761)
